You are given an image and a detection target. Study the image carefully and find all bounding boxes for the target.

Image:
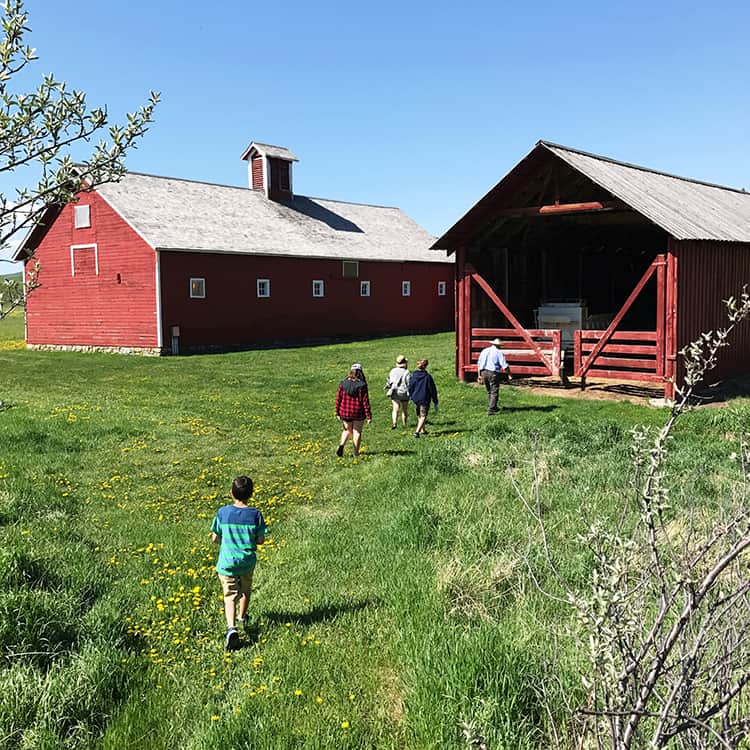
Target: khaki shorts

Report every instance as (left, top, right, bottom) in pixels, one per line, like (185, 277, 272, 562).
(415, 403, 430, 418)
(218, 570, 255, 602)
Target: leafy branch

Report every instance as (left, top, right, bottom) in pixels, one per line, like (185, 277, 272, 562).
(0, 0, 158, 319)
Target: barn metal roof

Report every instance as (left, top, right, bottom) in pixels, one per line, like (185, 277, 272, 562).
(92, 172, 450, 264)
(541, 141, 750, 242)
(432, 141, 750, 250)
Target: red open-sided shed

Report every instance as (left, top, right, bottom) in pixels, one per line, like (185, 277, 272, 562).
(432, 141, 750, 399)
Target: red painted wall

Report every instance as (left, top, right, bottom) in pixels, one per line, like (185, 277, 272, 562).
(24, 192, 158, 348)
(675, 239, 750, 384)
(159, 252, 454, 350)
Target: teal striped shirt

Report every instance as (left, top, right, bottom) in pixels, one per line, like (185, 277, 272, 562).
(211, 504, 268, 576)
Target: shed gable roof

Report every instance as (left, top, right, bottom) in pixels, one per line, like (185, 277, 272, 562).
(433, 141, 750, 249)
(543, 142, 750, 242)
(89, 172, 450, 264)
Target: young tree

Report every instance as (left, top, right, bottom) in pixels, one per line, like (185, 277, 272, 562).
(0, 0, 159, 319)
(514, 290, 750, 749)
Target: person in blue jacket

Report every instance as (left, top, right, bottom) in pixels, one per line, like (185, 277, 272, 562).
(409, 358, 438, 438)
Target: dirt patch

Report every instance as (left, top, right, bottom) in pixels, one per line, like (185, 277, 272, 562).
(472, 377, 664, 406)
(376, 666, 405, 724)
(470, 375, 750, 408)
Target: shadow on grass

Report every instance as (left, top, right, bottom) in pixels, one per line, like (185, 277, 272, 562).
(262, 598, 380, 628)
(427, 428, 473, 436)
(231, 599, 382, 649)
(367, 449, 415, 456)
(500, 405, 559, 413)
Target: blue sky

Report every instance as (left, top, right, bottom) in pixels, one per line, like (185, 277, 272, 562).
(2, 0, 749, 271)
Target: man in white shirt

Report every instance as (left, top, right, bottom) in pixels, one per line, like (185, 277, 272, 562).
(477, 337, 512, 415)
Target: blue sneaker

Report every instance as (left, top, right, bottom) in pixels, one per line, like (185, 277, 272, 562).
(225, 627, 239, 651)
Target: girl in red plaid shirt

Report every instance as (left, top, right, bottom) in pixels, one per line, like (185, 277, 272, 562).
(335, 364, 372, 457)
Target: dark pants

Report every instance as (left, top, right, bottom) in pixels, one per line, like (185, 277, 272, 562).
(481, 369, 501, 413)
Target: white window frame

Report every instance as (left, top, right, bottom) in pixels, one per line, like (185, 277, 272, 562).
(189, 277, 206, 299)
(438, 280, 447, 296)
(360, 280, 371, 297)
(74, 204, 91, 229)
(342, 260, 359, 279)
(312, 279, 325, 298)
(257, 278, 270, 298)
(70, 243, 99, 276)
(402, 280, 411, 297)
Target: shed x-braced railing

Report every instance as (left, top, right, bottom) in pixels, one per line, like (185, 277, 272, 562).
(574, 254, 666, 387)
(463, 266, 562, 378)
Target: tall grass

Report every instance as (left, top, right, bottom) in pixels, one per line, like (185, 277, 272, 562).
(1, 318, 748, 749)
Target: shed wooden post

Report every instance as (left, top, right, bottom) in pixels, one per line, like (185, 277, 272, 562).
(456, 248, 465, 379)
(655, 253, 666, 378)
(664, 244, 678, 401)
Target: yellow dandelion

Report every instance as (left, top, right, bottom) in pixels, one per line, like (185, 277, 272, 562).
(211, 715, 220, 721)
(294, 689, 303, 696)
(341, 721, 350, 729)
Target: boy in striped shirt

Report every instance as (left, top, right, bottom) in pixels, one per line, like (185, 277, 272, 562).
(211, 475, 268, 650)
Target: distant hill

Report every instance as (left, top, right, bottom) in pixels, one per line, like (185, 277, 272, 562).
(1, 272, 22, 283)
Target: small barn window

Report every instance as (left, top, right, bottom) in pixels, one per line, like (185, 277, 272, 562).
(70, 243, 98, 276)
(312, 279, 325, 298)
(74, 204, 91, 229)
(360, 280, 371, 297)
(438, 281, 447, 296)
(190, 278, 206, 299)
(342, 261, 359, 279)
(257, 278, 270, 298)
(402, 280, 411, 297)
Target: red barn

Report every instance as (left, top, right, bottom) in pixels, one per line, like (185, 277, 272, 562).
(432, 141, 750, 399)
(16, 142, 454, 354)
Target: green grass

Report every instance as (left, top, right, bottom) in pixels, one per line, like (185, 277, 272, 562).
(0, 319, 748, 749)
(0, 307, 23, 344)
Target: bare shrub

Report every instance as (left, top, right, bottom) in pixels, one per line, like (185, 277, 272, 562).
(515, 289, 750, 750)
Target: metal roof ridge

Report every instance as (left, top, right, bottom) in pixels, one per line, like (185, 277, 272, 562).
(117, 171, 249, 191)
(118, 173, 405, 211)
(537, 140, 750, 196)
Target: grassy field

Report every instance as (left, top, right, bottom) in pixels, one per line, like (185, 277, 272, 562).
(0, 316, 747, 749)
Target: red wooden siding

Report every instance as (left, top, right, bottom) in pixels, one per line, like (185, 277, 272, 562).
(159, 252, 454, 350)
(674, 239, 750, 384)
(24, 192, 158, 348)
(251, 157, 264, 191)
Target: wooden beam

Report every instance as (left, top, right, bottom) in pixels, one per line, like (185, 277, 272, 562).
(493, 200, 629, 218)
(664, 244, 678, 401)
(469, 271, 550, 368)
(456, 249, 465, 380)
